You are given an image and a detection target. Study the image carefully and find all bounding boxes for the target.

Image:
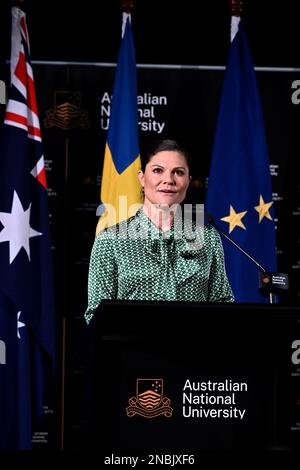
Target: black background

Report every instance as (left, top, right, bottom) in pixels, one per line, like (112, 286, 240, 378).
(1, 0, 300, 454)
(1, 0, 300, 67)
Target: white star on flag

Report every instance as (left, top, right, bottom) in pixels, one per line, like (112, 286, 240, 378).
(17, 311, 25, 339)
(0, 190, 42, 264)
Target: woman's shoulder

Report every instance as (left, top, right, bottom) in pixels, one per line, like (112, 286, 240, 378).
(203, 223, 223, 248)
(94, 213, 139, 241)
(203, 222, 220, 237)
(188, 219, 220, 239)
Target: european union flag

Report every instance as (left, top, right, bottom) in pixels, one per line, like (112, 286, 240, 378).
(205, 21, 277, 302)
(0, 7, 55, 449)
(96, 16, 142, 233)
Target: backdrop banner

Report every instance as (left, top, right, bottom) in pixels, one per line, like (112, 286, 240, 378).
(32, 62, 300, 448)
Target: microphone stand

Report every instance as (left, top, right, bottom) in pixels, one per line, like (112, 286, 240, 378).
(205, 214, 277, 304)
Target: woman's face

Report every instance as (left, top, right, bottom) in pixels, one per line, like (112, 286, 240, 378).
(138, 150, 191, 210)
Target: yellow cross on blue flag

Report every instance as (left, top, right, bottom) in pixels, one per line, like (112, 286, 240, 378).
(205, 20, 277, 302)
(96, 16, 142, 233)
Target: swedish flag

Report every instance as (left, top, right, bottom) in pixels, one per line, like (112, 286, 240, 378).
(96, 17, 142, 233)
(205, 21, 277, 302)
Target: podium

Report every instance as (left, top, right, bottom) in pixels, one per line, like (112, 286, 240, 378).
(84, 301, 300, 452)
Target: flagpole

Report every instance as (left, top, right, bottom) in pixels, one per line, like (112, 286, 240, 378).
(121, 0, 135, 36)
(60, 132, 69, 450)
(1, 0, 56, 449)
(96, 0, 142, 234)
(14, 0, 25, 8)
(228, 0, 243, 16)
(121, 0, 135, 12)
(229, 0, 243, 43)
(228, 0, 277, 305)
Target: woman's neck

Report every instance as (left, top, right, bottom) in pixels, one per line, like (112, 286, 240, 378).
(142, 203, 177, 232)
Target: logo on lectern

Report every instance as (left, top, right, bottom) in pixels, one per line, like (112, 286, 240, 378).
(126, 378, 173, 418)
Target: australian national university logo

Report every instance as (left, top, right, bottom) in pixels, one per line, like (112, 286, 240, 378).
(126, 379, 173, 418)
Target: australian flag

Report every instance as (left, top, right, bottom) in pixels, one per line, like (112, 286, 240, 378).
(205, 19, 277, 302)
(0, 7, 55, 449)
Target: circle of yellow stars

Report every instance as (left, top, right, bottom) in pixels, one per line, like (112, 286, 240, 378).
(220, 195, 273, 233)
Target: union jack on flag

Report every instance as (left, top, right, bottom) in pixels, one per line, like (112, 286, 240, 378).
(0, 6, 55, 449)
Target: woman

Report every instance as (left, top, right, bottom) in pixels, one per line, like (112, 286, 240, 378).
(84, 139, 234, 324)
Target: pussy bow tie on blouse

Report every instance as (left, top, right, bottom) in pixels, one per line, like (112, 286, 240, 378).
(136, 208, 203, 262)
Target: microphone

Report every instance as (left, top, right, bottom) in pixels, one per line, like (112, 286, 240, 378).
(204, 212, 289, 303)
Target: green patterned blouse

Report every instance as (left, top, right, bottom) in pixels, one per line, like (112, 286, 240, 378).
(85, 208, 234, 324)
